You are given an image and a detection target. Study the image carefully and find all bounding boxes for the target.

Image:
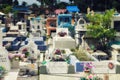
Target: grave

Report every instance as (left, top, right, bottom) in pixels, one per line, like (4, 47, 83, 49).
(47, 62, 68, 74)
(0, 30, 11, 71)
(92, 61, 116, 74)
(53, 28, 76, 49)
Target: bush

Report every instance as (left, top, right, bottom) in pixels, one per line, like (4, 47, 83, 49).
(0, 66, 5, 77)
(73, 49, 93, 61)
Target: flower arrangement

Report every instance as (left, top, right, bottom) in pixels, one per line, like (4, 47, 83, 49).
(58, 31, 67, 37)
(84, 62, 95, 73)
(8, 53, 25, 61)
(22, 48, 30, 58)
(54, 49, 61, 55)
(52, 49, 65, 61)
(80, 74, 102, 80)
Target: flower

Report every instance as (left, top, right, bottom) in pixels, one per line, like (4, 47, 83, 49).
(88, 74, 93, 79)
(52, 49, 66, 61)
(54, 49, 61, 55)
(85, 62, 94, 70)
(58, 31, 67, 37)
(8, 53, 25, 61)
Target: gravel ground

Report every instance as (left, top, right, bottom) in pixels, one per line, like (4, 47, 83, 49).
(17, 76, 38, 80)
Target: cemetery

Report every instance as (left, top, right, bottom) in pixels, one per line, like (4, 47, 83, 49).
(0, 1, 120, 80)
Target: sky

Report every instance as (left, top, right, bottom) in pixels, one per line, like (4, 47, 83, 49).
(18, 0, 40, 5)
(18, 0, 69, 5)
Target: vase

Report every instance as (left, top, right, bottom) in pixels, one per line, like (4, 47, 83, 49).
(84, 70, 90, 73)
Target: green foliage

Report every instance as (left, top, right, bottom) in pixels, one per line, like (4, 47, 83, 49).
(87, 9, 116, 46)
(73, 49, 93, 61)
(13, 10, 19, 18)
(102, 9, 115, 28)
(56, 2, 68, 9)
(22, 1, 27, 6)
(26, 32, 30, 38)
(0, 5, 12, 14)
(25, 52, 30, 58)
(0, 66, 5, 77)
(13, 0, 19, 6)
(4, 6, 12, 14)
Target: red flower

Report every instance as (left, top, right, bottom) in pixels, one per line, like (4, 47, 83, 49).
(54, 49, 61, 55)
(58, 31, 67, 37)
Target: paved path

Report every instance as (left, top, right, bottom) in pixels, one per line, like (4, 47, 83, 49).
(4, 69, 19, 80)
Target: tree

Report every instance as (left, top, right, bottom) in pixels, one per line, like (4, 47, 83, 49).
(31, 3, 39, 14)
(56, 2, 68, 9)
(22, 1, 27, 6)
(1, 0, 12, 5)
(3, 6, 12, 14)
(37, 0, 56, 8)
(69, 0, 74, 4)
(7, 0, 13, 5)
(37, 0, 44, 7)
(86, 9, 116, 50)
(13, 0, 19, 6)
(31, 3, 39, 9)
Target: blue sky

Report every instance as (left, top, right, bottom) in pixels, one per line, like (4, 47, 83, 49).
(18, 0, 69, 5)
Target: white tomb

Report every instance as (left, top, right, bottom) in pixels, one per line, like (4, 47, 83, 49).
(0, 30, 11, 71)
(92, 61, 116, 74)
(53, 28, 76, 49)
(19, 40, 39, 59)
(16, 21, 27, 36)
(75, 18, 87, 46)
(47, 62, 68, 74)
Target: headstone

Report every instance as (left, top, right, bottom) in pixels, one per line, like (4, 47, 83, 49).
(0, 30, 2, 47)
(0, 47, 11, 71)
(92, 61, 116, 74)
(47, 62, 68, 73)
(68, 65, 75, 73)
(76, 62, 84, 72)
(40, 66, 47, 74)
(0, 30, 11, 71)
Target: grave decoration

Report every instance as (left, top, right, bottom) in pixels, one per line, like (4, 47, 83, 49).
(8, 53, 25, 61)
(58, 31, 67, 37)
(52, 49, 66, 61)
(84, 62, 95, 73)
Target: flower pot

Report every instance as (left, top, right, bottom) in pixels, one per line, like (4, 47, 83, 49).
(84, 70, 90, 74)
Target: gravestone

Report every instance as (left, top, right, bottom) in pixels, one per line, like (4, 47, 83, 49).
(47, 62, 68, 73)
(92, 61, 116, 74)
(0, 30, 11, 71)
(0, 47, 11, 71)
